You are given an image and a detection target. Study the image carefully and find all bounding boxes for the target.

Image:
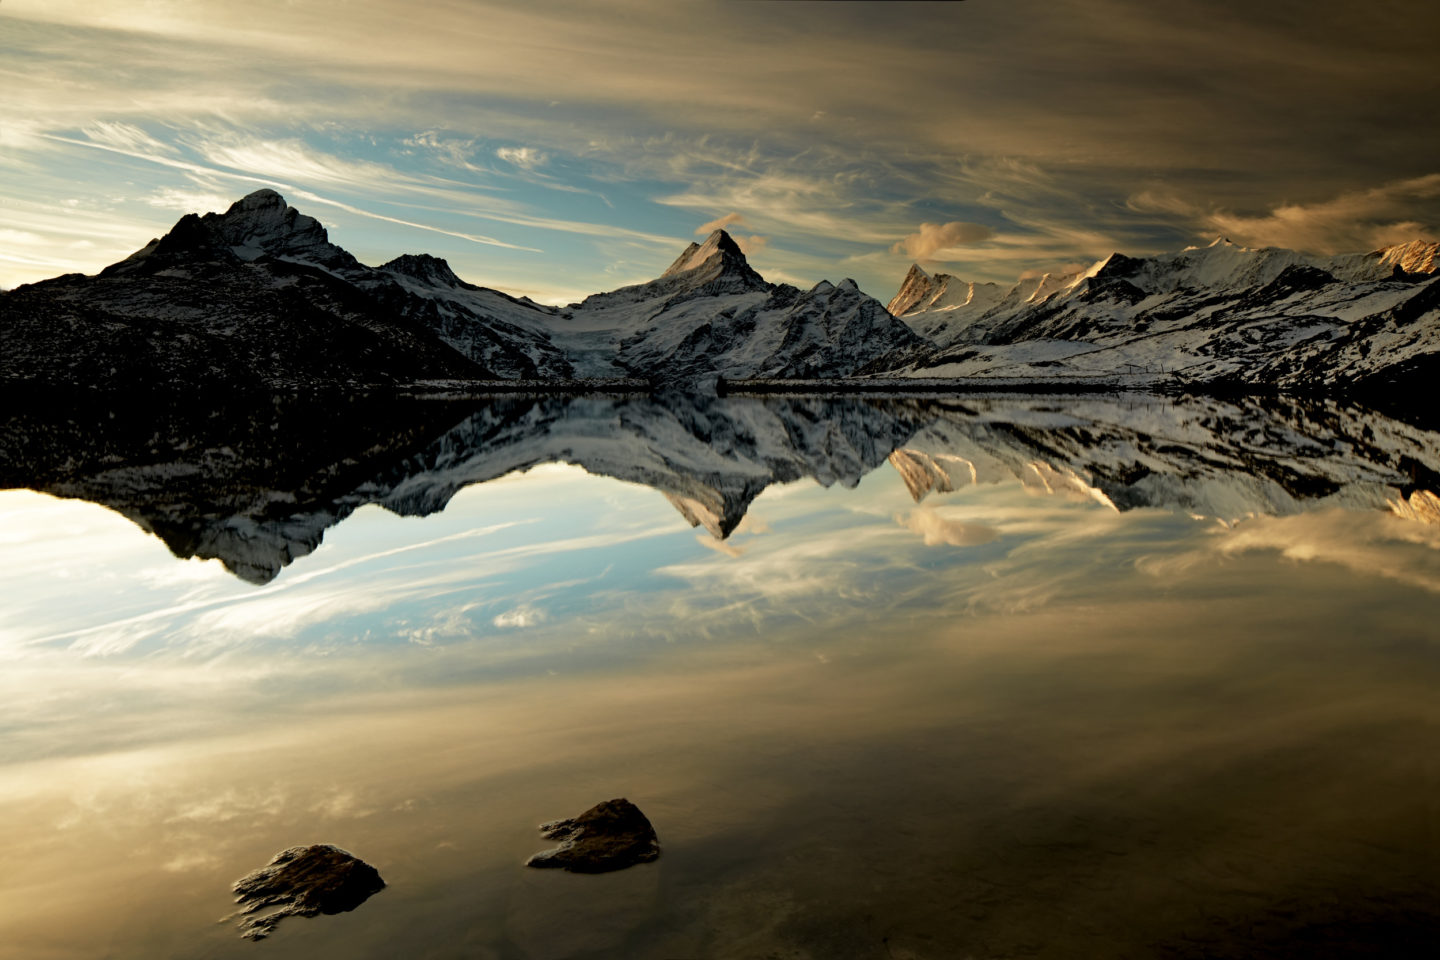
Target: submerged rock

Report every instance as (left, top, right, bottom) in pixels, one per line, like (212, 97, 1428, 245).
(525, 798, 660, 873)
(228, 844, 385, 940)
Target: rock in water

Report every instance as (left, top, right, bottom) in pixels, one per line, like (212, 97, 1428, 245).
(229, 844, 385, 940)
(525, 798, 660, 873)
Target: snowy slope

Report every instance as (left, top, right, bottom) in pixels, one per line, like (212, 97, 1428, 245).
(895, 393, 1440, 523)
(6, 190, 1437, 392)
(551, 230, 927, 380)
(890, 238, 1440, 395)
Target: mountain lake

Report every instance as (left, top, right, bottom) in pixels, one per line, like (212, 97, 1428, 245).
(0, 390, 1435, 959)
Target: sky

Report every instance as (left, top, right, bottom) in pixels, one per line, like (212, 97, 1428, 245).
(2, 0, 1438, 303)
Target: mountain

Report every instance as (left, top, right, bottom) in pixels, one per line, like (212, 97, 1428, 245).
(5, 389, 1438, 584)
(545, 228, 927, 380)
(6, 190, 1436, 393)
(359, 253, 573, 378)
(0, 191, 922, 389)
(0, 391, 927, 583)
(0, 190, 491, 390)
(888, 238, 1440, 397)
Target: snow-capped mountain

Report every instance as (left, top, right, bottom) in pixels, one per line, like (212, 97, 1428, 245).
(546, 227, 927, 379)
(889, 237, 1440, 396)
(0, 190, 921, 388)
(1, 392, 926, 582)
(6, 190, 1437, 393)
(6, 389, 1438, 584)
(360, 253, 573, 378)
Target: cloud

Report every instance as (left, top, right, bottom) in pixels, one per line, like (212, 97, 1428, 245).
(83, 121, 177, 156)
(1130, 173, 1440, 254)
(697, 212, 745, 235)
(691, 213, 768, 258)
(0, 229, 45, 246)
(897, 507, 999, 547)
(493, 603, 546, 628)
(5, 2, 1439, 295)
(195, 137, 400, 188)
(1138, 509, 1440, 596)
(890, 221, 996, 260)
(736, 234, 769, 256)
(696, 534, 745, 558)
(496, 146, 547, 171)
(145, 187, 232, 214)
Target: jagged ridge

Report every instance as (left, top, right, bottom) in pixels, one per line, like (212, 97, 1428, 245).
(1, 191, 921, 388)
(889, 237, 1440, 397)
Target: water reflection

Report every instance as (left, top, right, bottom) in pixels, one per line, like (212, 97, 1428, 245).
(3, 391, 1438, 584)
(0, 393, 1437, 958)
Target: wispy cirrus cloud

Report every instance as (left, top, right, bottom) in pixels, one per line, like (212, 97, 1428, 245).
(81, 121, 178, 156)
(2, 0, 1437, 295)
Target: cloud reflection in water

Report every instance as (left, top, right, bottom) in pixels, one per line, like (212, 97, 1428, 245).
(0, 394, 1439, 956)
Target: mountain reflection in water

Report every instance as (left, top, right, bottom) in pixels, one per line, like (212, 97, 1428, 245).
(0, 392, 1437, 959)
(3, 390, 1438, 584)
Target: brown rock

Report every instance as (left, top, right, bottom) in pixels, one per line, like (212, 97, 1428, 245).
(228, 844, 385, 940)
(525, 798, 660, 874)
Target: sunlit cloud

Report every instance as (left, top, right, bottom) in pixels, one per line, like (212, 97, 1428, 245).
(1131, 173, 1440, 254)
(3, 1, 1437, 295)
(897, 506, 999, 547)
(889, 221, 996, 260)
(696, 534, 746, 558)
(736, 235, 769, 256)
(697, 212, 745, 234)
(692, 213, 770, 256)
(1138, 510, 1440, 596)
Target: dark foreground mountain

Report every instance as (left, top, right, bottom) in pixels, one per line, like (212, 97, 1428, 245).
(4, 389, 1437, 584)
(0, 190, 921, 389)
(0, 192, 494, 390)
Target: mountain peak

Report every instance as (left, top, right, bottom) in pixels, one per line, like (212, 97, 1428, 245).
(210, 190, 329, 256)
(655, 228, 766, 293)
(1375, 239, 1439, 275)
(102, 190, 357, 277)
(381, 253, 464, 288)
(231, 188, 287, 211)
(887, 262, 941, 316)
(661, 229, 747, 278)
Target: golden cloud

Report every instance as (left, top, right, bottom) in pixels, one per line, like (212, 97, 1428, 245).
(897, 507, 999, 547)
(1131, 174, 1440, 254)
(697, 212, 745, 235)
(890, 221, 995, 260)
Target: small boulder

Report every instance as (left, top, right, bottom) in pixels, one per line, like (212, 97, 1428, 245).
(525, 798, 660, 873)
(228, 844, 385, 940)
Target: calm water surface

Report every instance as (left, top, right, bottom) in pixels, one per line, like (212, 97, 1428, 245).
(0, 393, 1436, 959)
